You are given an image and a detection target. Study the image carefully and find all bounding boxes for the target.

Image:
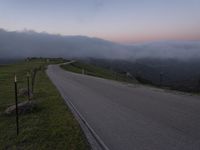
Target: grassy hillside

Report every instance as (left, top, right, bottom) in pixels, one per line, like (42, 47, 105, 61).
(61, 61, 137, 83)
(86, 58, 200, 93)
(0, 59, 89, 150)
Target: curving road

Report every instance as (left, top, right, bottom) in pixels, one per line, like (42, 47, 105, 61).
(47, 65, 200, 150)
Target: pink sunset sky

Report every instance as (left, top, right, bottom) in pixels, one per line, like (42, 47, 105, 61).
(0, 0, 199, 44)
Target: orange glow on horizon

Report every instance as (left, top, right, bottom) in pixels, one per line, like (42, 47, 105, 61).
(102, 34, 200, 44)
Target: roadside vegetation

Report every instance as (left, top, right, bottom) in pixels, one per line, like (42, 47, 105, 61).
(61, 61, 137, 83)
(85, 58, 200, 93)
(0, 58, 89, 150)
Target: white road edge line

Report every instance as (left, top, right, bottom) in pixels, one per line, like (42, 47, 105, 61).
(47, 65, 110, 150)
(61, 92, 110, 150)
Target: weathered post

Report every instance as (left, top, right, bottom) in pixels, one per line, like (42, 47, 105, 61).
(82, 69, 85, 75)
(31, 68, 37, 94)
(27, 72, 30, 101)
(14, 74, 19, 135)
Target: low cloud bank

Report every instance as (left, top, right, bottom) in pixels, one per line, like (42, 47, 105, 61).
(0, 29, 199, 60)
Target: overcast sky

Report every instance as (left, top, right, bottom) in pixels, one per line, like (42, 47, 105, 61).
(0, 0, 199, 43)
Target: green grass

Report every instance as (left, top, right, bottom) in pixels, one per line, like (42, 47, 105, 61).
(61, 61, 136, 83)
(0, 60, 89, 150)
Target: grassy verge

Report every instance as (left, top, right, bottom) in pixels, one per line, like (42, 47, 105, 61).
(61, 61, 136, 83)
(0, 60, 89, 150)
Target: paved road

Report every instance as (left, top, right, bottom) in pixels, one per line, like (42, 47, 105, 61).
(47, 65, 200, 150)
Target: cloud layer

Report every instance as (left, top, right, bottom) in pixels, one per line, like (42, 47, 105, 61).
(0, 29, 200, 60)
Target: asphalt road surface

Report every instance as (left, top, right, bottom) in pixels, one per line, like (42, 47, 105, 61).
(47, 65, 200, 150)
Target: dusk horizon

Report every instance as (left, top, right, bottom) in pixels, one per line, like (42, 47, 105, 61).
(1, 27, 200, 45)
(0, 0, 199, 44)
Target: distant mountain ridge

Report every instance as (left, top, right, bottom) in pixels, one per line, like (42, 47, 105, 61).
(0, 28, 200, 60)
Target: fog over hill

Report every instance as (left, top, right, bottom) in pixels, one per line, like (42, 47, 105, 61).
(0, 29, 200, 60)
